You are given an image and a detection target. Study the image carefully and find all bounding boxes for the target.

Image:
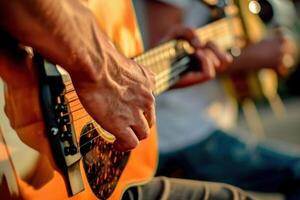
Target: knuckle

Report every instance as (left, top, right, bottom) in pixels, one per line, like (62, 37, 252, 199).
(144, 94, 155, 108)
(144, 110, 155, 128)
(114, 120, 133, 134)
(117, 135, 139, 151)
(177, 26, 197, 42)
(132, 117, 151, 140)
(149, 116, 155, 128)
(138, 132, 148, 140)
(140, 127, 150, 140)
(149, 94, 155, 103)
(207, 41, 217, 48)
(126, 139, 139, 150)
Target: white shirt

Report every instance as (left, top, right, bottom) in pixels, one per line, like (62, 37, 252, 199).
(156, 0, 237, 153)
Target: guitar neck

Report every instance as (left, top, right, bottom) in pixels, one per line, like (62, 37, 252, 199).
(134, 17, 244, 95)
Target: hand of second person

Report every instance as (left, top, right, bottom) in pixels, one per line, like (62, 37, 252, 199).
(162, 26, 232, 88)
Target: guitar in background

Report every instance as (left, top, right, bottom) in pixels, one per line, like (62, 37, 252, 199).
(221, 0, 299, 138)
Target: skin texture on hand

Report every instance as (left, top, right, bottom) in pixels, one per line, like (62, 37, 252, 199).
(0, 0, 155, 151)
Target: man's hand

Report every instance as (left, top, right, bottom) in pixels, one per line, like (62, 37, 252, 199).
(74, 45, 155, 151)
(162, 26, 232, 88)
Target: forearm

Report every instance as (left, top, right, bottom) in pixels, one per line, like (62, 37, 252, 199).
(0, 0, 110, 82)
(224, 45, 262, 74)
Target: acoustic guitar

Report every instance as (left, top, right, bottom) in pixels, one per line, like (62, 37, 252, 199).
(0, 3, 244, 200)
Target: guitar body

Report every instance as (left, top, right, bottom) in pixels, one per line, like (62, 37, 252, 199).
(0, 1, 157, 199)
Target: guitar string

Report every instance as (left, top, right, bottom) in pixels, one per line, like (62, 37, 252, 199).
(79, 124, 107, 149)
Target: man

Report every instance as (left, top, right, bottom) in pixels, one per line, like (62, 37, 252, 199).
(141, 0, 300, 199)
(0, 0, 255, 200)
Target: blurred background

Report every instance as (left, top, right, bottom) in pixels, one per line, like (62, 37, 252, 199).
(134, 0, 300, 199)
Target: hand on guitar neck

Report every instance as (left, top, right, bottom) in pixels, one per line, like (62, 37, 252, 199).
(159, 26, 232, 88)
(145, 1, 232, 89)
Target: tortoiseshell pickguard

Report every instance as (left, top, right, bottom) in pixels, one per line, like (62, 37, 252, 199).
(79, 123, 130, 199)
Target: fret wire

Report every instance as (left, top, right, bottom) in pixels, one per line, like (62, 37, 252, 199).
(197, 23, 231, 44)
(134, 41, 177, 73)
(134, 43, 173, 73)
(195, 18, 238, 50)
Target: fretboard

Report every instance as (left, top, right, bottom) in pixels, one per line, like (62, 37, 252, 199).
(134, 16, 244, 96)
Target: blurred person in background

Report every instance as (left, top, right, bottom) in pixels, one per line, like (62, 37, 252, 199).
(136, 0, 300, 199)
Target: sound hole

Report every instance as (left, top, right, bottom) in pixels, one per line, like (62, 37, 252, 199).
(79, 123, 130, 199)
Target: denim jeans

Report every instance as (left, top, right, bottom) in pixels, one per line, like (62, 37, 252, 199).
(157, 130, 300, 200)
